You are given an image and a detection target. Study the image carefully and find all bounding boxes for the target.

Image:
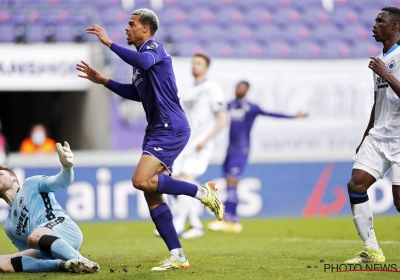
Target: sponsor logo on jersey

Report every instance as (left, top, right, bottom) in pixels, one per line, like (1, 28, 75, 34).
(376, 76, 389, 89)
(387, 60, 396, 72)
(132, 69, 143, 87)
(15, 205, 29, 236)
(133, 69, 140, 81)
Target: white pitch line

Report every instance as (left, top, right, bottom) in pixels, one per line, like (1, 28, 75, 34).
(269, 237, 400, 245)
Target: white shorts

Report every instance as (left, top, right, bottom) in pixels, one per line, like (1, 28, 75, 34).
(173, 136, 213, 178)
(353, 135, 400, 184)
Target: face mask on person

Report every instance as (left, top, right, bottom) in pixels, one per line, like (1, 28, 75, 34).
(31, 131, 46, 145)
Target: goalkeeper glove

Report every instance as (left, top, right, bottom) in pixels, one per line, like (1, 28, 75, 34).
(56, 141, 74, 172)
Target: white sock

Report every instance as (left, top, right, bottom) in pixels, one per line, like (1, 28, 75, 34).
(170, 248, 186, 262)
(351, 201, 379, 251)
(188, 200, 204, 230)
(172, 195, 192, 234)
(195, 185, 208, 200)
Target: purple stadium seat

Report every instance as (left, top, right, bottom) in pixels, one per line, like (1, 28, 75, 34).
(290, 41, 321, 58)
(0, 24, 15, 42)
(260, 0, 293, 12)
(347, 0, 392, 12)
(203, 42, 234, 57)
(0, 10, 8, 23)
(169, 25, 194, 43)
(103, 24, 127, 44)
(271, 8, 301, 28)
(30, 23, 55, 42)
(263, 41, 292, 58)
(193, 25, 227, 44)
(291, 0, 323, 12)
(234, 42, 264, 58)
(341, 24, 369, 44)
(359, 7, 381, 28)
(350, 41, 380, 58)
(100, 7, 129, 26)
(309, 25, 343, 44)
(176, 41, 205, 57)
(319, 41, 350, 58)
(164, 0, 220, 12)
(53, 23, 77, 42)
(330, 7, 358, 28)
(253, 25, 292, 44)
(214, 7, 245, 27)
(185, 8, 215, 27)
(301, 8, 330, 28)
(245, 8, 272, 28)
(158, 7, 186, 26)
(284, 25, 311, 44)
(153, 27, 167, 43)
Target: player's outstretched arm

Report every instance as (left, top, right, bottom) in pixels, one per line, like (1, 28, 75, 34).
(76, 60, 109, 85)
(369, 56, 400, 98)
(86, 24, 158, 70)
(76, 61, 140, 101)
(260, 109, 306, 119)
(38, 142, 74, 193)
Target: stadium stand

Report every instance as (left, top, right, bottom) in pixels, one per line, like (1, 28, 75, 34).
(0, 0, 394, 59)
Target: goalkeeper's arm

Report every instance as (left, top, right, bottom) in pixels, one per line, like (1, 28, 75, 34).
(38, 141, 74, 193)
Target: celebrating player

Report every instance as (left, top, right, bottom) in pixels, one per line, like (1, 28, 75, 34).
(164, 54, 227, 239)
(76, 8, 224, 270)
(0, 142, 99, 273)
(344, 7, 400, 264)
(208, 81, 307, 233)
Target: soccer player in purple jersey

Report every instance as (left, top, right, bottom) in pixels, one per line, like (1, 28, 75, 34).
(76, 8, 224, 271)
(208, 81, 307, 233)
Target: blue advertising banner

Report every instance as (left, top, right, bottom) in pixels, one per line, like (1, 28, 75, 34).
(0, 162, 396, 223)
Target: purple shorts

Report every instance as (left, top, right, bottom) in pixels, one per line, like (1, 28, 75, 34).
(223, 153, 248, 179)
(142, 129, 190, 174)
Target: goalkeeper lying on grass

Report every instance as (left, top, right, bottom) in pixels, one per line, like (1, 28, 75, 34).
(0, 142, 99, 274)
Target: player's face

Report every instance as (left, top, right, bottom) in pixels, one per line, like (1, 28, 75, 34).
(192, 56, 208, 77)
(125, 15, 146, 45)
(373, 11, 398, 42)
(0, 170, 13, 193)
(235, 83, 248, 99)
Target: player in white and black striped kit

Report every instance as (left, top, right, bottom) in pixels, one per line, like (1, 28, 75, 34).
(345, 7, 400, 264)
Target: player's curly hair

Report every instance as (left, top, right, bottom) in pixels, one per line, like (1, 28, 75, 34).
(132, 8, 159, 35)
(382, 7, 400, 25)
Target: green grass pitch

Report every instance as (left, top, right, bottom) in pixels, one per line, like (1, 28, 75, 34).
(1, 216, 400, 279)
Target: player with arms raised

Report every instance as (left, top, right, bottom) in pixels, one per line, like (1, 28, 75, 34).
(208, 81, 306, 232)
(0, 142, 99, 273)
(76, 8, 224, 270)
(344, 7, 400, 264)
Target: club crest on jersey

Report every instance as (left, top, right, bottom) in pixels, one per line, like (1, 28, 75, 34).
(146, 42, 158, 50)
(387, 60, 396, 72)
(19, 197, 24, 207)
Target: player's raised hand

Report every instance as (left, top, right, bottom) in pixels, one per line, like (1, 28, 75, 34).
(86, 24, 113, 47)
(76, 60, 109, 85)
(56, 141, 74, 172)
(369, 57, 388, 77)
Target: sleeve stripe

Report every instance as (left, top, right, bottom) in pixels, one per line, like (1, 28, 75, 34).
(144, 52, 156, 64)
